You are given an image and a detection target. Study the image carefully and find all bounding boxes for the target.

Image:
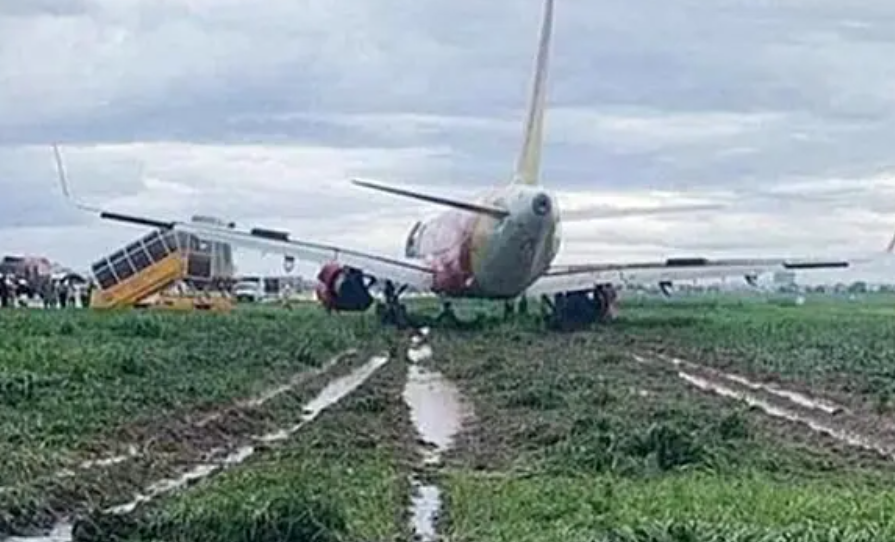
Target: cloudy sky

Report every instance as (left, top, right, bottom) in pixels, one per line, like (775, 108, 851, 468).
(3, 0, 895, 283)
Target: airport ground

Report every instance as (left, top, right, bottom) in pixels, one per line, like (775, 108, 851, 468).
(3, 293, 895, 541)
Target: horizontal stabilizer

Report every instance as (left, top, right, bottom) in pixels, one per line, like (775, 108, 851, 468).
(351, 178, 509, 219)
(562, 202, 725, 221)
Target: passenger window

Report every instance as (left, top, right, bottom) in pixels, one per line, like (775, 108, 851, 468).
(94, 265, 117, 289)
(112, 256, 135, 281)
(129, 245, 152, 271)
(146, 238, 169, 261)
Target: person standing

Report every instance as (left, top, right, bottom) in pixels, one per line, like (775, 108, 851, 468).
(81, 281, 92, 308)
(57, 281, 68, 308)
(0, 274, 9, 308)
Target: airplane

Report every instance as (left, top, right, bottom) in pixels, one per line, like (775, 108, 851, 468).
(52, 0, 892, 330)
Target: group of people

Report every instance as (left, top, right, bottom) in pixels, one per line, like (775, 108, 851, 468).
(0, 274, 93, 309)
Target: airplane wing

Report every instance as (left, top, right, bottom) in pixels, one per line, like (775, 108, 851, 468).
(51, 145, 434, 291)
(110, 212, 435, 290)
(526, 255, 871, 297)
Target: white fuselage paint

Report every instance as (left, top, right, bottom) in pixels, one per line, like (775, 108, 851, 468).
(471, 185, 562, 297)
(406, 184, 562, 299)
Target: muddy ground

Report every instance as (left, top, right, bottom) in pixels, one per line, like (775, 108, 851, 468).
(434, 331, 895, 477)
(0, 346, 385, 538)
(71, 346, 420, 542)
(7, 299, 895, 541)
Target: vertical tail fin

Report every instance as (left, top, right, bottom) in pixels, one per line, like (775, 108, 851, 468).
(512, 0, 555, 186)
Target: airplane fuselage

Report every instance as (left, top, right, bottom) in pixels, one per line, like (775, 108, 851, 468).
(404, 184, 562, 299)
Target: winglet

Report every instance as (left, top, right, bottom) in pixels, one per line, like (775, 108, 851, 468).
(512, 0, 554, 187)
(887, 228, 895, 254)
(52, 144, 101, 213)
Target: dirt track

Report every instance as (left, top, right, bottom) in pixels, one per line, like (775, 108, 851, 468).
(9, 318, 895, 541)
(1, 348, 376, 538)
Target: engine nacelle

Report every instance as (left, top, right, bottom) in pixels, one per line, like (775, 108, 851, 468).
(315, 262, 374, 312)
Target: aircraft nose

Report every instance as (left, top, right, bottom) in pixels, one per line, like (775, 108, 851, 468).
(531, 192, 552, 217)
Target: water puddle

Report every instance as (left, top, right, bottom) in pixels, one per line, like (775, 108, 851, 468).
(0, 350, 357, 501)
(10, 354, 389, 541)
(402, 332, 468, 542)
(4, 523, 72, 542)
(257, 355, 389, 443)
(404, 365, 465, 464)
(196, 348, 356, 426)
(408, 482, 441, 542)
(77, 446, 140, 470)
(0, 447, 145, 498)
(408, 344, 433, 364)
(634, 351, 892, 460)
(109, 354, 388, 513)
(649, 352, 846, 415)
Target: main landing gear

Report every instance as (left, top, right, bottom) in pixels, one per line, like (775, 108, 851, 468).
(540, 284, 618, 331)
(373, 281, 617, 332)
(375, 280, 411, 329)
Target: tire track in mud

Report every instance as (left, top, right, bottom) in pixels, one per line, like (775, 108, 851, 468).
(0, 348, 359, 503)
(105, 353, 390, 516)
(632, 351, 895, 461)
(402, 328, 472, 542)
(5, 351, 390, 542)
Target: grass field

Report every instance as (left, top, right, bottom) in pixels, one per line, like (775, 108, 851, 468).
(0, 306, 386, 535)
(3, 293, 895, 541)
(430, 296, 895, 540)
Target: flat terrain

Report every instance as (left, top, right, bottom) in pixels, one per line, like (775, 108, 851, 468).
(431, 295, 895, 540)
(3, 293, 895, 541)
(0, 306, 386, 536)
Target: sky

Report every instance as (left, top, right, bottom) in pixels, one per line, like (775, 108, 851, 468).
(3, 0, 895, 284)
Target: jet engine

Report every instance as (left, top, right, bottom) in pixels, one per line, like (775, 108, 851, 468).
(315, 262, 374, 312)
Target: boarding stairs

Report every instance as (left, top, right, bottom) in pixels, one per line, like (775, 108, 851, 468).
(89, 226, 233, 310)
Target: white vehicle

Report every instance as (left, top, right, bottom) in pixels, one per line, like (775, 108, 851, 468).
(233, 280, 264, 303)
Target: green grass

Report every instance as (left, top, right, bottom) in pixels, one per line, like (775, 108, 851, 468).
(432, 328, 888, 479)
(7, 292, 895, 541)
(445, 471, 895, 541)
(608, 294, 895, 407)
(0, 306, 380, 506)
(79, 352, 414, 542)
(135, 454, 398, 542)
(424, 297, 895, 540)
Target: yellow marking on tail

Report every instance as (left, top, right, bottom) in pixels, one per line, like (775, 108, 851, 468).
(513, 0, 554, 186)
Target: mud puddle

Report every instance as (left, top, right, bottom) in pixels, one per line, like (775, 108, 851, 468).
(10, 354, 389, 542)
(195, 348, 355, 427)
(4, 523, 72, 542)
(633, 352, 895, 460)
(403, 331, 468, 541)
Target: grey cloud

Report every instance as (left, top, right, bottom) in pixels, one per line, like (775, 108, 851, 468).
(0, 0, 91, 18)
(4, 0, 895, 277)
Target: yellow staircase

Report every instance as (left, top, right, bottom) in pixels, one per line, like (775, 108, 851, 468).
(89, 229, 232, 311)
